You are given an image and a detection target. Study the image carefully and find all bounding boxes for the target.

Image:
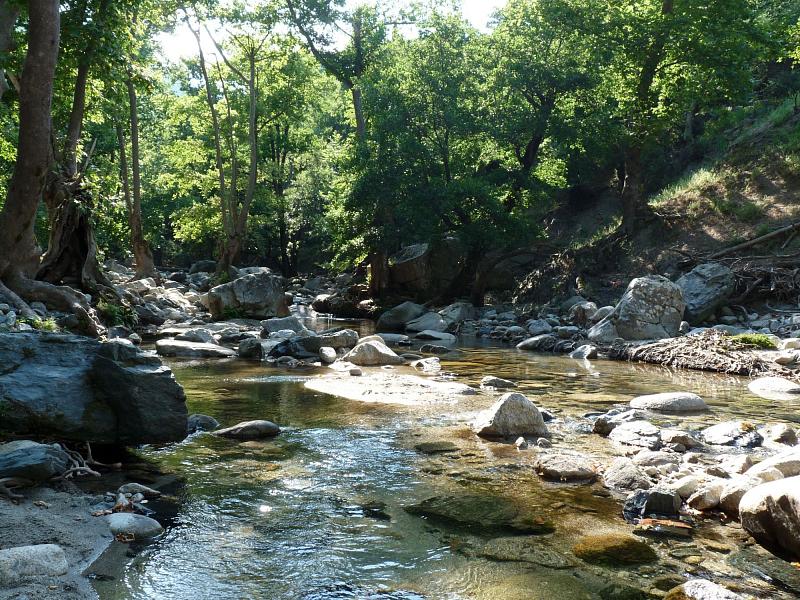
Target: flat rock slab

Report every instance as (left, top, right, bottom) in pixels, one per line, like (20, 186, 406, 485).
(156, 339, 236, 358)
(305, 372, 478, 406)
(630, 392, 708, 413)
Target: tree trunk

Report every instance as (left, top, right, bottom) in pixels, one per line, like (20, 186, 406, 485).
(351, 86, 366, 142)
(278, 197, 290, 276)
(126, 74, 156, 278)
(368, 250, 389, 297)
(0, 0, 60, 279)
(0, 2, 19, 99)
(0, 1, 102, 336)
(621, 146, 650, 234)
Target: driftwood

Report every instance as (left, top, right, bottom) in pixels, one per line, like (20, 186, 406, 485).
(607, 330, 797, 379)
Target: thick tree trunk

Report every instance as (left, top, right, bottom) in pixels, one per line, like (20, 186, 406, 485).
(126, 75, 156, 278)
(0, 1, 102, 335)
(0, 0, 60, 279)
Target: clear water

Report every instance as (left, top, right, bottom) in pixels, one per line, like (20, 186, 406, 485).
(93, 324, 800, 600)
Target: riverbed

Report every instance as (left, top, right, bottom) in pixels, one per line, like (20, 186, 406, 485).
(91, 321, 800, 599)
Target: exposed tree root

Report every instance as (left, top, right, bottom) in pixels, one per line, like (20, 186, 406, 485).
(3, 273, 105, 337)
(0, 477, 31, 502)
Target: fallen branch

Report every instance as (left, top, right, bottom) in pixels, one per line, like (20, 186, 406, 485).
(709, 222, 800, 259)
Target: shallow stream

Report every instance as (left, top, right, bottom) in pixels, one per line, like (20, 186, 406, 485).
(93, 320, 800, 599)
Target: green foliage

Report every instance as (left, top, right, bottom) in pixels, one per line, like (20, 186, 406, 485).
(97, 301, 138, 328)
(730, 333, 778, 349)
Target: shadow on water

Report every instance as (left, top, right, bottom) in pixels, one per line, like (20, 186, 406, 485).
(92, 330, 800, 599)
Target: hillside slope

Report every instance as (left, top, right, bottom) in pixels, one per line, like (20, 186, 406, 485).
(513, 100, 800, 308)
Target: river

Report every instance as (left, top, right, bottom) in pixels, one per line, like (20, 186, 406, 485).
(91, 319, 800, 599)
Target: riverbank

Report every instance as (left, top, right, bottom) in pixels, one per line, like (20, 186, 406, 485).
(0, 486, 111, 599)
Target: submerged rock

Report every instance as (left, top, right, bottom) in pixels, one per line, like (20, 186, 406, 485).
(405, 494, 554, 534)
(748, 376, 800, 401)
(0, 544, 68, 586)
(215, 420, 281, 440)
(479, 537, 575, 569)
(740, 476, 800, 561)
(0, 333, 187, 445)
(572, 533, 657, 566)
(473, 393, 548, 439)
(630, 392, 707, 413)
(480, 375, 517, 389)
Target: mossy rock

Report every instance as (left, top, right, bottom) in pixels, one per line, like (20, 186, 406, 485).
(572, 533, 658, 566)
(406, 494, 555, 534)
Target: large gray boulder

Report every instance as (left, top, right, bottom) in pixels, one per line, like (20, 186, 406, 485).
(388, 237, 466, 298)
(260, 316, 310, 335)
(739, 476, 800, 560)
(376, 301, 427, 331)
(588, 275, 685, 341)
(207, 272, 288, 320)
(473, 393, 548, 439)
(406, 312, 447, 333)
(342, 340, 404, 366)
(0, 333, 187, 445)
(677, 263, 735, 323)
(0, 441, 70, 481)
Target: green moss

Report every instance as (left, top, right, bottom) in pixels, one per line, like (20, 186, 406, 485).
(572, 533, 658, 566)
(730, 333, 778, 350)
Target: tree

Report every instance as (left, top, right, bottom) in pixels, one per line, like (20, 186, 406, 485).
(604, 0, 760, 233)
(185, 6, 271, 276)
(0, 0, 102, 335)
(284, 0, 395, 294)
(486, 0, 601, 208)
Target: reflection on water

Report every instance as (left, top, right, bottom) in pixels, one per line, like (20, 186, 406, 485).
(95, 331, 799, 599)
